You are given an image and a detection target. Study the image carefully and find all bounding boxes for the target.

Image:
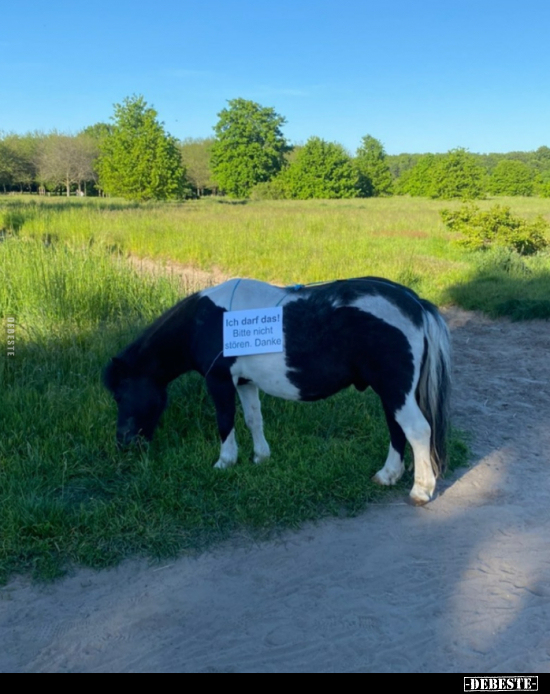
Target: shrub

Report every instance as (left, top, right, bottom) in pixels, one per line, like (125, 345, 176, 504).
(249, 179, 288, 200)
(441, 204, 549, 255)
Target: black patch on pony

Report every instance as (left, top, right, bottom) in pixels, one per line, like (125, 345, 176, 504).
(283, 278, 425, 328)
(284, 301, 414, 412)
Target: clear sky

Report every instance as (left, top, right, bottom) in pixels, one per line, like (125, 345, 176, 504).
(1, 0, 549, 154)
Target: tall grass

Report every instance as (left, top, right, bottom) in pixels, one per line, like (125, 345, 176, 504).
(0, 236, 467, 582)
(4, 195, 550, 318)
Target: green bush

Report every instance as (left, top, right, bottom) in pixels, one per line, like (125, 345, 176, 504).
(441, 204, 549, 255)
(249, 179, 288, 200)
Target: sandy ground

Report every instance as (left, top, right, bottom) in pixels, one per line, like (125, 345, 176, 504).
(1, 304, 549, 673)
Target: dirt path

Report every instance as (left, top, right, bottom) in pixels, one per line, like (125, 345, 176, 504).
(1, 291, 549, 672)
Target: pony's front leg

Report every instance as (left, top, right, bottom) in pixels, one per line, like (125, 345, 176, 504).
(206, 373, 239, 469)
(236, 381, 271, 464)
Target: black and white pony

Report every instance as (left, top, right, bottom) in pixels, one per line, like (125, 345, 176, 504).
(104, 277, 451, 505)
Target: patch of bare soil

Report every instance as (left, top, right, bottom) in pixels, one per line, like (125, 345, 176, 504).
(1, 267, 549, 673)
(126, 255, 230, 293)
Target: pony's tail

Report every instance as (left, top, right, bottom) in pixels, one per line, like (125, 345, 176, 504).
(416, 303, 452, 478)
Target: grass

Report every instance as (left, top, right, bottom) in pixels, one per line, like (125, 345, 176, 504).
(0, 233, 468, 583)
(2, 193, 548, 582)
(3, 194, 550, 318)
(445, 247, 550, 320)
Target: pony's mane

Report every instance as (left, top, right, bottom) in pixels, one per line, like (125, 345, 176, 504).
(118, 290, 202, 366)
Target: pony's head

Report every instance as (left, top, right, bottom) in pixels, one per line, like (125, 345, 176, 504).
(103, 357, 168, 446)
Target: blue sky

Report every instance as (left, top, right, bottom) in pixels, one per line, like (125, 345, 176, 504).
(2, 0, 549, 154)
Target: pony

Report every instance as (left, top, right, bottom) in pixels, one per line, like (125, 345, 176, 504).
(104, 277, 451, 505)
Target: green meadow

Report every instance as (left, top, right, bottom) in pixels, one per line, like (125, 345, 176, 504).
(4, 194, 550, 316)
(2, 195, 549, 582)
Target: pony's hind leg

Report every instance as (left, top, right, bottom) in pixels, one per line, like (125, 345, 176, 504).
(373, 405, 406, 487)
(236, 382, 271, 463)
(394, 394, 435, 505)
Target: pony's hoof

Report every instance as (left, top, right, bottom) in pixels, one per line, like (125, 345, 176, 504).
(253, 445, 271, 464)
(373, 468, 404, 486)
(408, 495, 429, 506)
(408, 487, 433, 506)
(214, 459, 236, 469)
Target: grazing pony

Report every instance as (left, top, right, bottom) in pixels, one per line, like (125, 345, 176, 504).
(104, 277, 451, 505)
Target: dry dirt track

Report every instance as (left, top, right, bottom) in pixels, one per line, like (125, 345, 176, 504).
(1, 308, 549, 673)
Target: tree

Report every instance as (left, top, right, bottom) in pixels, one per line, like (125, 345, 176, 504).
(0, 138, 18, 192)
(429, 149, 486, 199)
(488, 160, 534, 196)
(81, 122, 113, 143)
(80, 123, 113, 195)
(534, 146, 550, 170)
(395, 153, 441, 196)
(210, 98, 289, 198)
(533, 146, 550, 196)
(97, 95, 186, 201)
(179, 137, 216, 196)
(355, 135, 393, 196)
(386, 152, 421, 182)
(281, 137, 359, 199)
(37, 133, 98, 196)
(1, 133, 40, 192)
(398, 149, 486, 199)
(535, 175, 550, 197)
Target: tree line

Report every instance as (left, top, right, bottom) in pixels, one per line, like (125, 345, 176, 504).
(1, 95, 549, 201)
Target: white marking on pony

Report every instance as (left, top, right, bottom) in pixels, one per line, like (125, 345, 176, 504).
(202, 279, 288, 312)
(394, 394, 435, 505)
(235, 382, 271, 463)
(373, 445, 405, 486)
(351, 294, 416, 329)
(351, 295, 425, 351)
(351, 294, 426, 383)
(230, 352, 301, 401)
(213, 428, 238, 469)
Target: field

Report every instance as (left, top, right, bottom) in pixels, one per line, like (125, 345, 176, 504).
(1, 195, 549, 582)
(3, 194, 550, 316)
